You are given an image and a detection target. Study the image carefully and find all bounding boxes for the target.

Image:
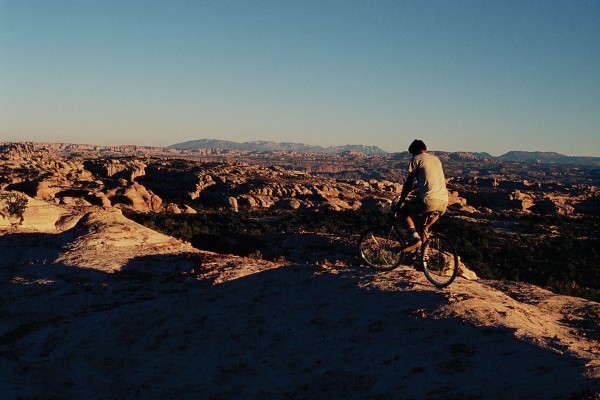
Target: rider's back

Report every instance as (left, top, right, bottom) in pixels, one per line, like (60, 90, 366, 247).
(408, 152, 448, 203)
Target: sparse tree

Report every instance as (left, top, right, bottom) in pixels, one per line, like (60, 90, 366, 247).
(0, 191, 29, 226)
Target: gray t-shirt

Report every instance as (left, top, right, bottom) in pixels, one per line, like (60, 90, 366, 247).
(408, 152, 448, 203)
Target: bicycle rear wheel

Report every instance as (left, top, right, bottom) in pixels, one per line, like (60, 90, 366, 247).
(358, 226, 406, 271)
(421, 233, 459, 287)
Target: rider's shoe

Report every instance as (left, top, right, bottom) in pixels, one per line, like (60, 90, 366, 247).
(402, 237, 422, 253)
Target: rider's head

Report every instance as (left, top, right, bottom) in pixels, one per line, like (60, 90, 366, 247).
(408, 139, 427, 156)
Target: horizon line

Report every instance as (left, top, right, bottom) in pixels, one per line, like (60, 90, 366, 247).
(2, 139, 599, 160)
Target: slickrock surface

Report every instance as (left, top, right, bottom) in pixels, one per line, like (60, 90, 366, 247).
(0, 203, 598, 399)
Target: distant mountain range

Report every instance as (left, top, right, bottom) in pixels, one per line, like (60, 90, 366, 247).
(169, 139, 600, 165)
(497, 151, 600, 165)
(168, 139, 387, 155)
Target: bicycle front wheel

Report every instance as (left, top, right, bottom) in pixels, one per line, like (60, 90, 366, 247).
(358, 226, 406, 271)
(421, 233, 459, 287)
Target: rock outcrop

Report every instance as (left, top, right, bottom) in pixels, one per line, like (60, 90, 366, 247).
(3, 142, 598, 217)
(0, 193, 82, 232)
(53, 209, 198, 272)
(107, 182, 163, 212)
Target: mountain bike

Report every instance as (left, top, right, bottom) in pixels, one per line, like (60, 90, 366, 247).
(358, 201, 459, 288)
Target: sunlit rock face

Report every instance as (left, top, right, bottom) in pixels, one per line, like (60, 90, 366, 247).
(1, 141, 598, 217)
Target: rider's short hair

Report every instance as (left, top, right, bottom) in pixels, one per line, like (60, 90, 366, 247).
(408, 139, 427, 155)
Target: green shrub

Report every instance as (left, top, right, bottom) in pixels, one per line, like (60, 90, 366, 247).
(0, 192, 28, 225)
(124, 208, 600, 301)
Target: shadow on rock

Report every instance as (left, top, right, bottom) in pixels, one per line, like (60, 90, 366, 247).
(1, 257, 598, 399)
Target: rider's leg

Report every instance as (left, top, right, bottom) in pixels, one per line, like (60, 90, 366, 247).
(405, 215, 419, 239)
(400, 200, 424, 252)
(398, 202, 419, 238)
(421, 198, 448, 240)
(403, 213, 414, 228)
(422, 214, 439, 241)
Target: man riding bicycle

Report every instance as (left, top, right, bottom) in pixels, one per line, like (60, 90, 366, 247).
(394, 139, 448, 252)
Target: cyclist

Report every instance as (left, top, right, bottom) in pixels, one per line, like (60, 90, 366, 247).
(394, 139, 448, 252)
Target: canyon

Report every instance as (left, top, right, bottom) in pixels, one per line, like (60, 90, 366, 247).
(2, 141, 598, 218)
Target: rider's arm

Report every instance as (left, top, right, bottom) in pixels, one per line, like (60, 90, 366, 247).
(399, 170, 417, 203)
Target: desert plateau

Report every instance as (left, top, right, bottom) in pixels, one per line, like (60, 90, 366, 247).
(1, 141, 599, 399)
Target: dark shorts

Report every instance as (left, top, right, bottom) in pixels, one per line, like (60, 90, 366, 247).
(397, 197, 447, 218)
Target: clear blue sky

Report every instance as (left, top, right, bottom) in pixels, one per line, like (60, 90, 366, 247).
(1, 0, 599, 156)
